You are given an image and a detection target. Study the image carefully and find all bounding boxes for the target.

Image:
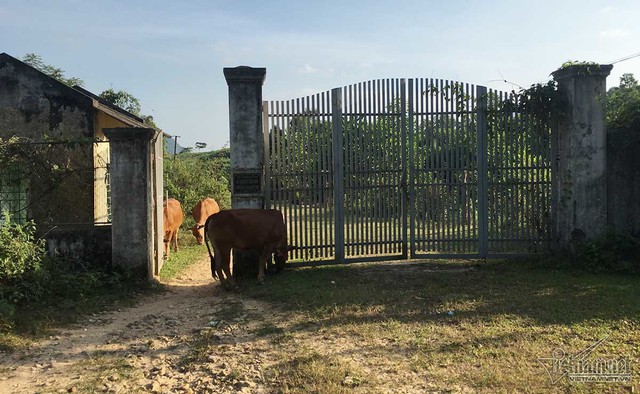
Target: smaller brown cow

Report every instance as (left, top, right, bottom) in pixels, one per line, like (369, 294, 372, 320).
(163, 198, 184, 259)
(190, 198, 221, 244)
(204, 209, 288, 288)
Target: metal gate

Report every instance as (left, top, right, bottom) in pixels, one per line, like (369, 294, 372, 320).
(264, 78, 551, 263)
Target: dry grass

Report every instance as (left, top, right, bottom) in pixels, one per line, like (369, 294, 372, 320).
(238, 259, 640, 393)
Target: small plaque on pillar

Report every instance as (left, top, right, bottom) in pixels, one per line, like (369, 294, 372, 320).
(233, 173, 262, 195)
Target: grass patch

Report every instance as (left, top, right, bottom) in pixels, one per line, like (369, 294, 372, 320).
(158, 228, 210, 281)
(213, 299, 244, 321)
(66, 356, 145, 393)
(253, 322, 285, 337)
(242, 258, 640, 392)
(266, 350, 372, 393)
(179, 328, 222, 370)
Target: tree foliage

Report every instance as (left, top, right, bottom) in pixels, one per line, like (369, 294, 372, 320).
(98, 88, 158, 128)
(606, 73, 640, 129)
(99, 88, 142, 115)
(163, 148, 231, 227)
(22, 53, 84, 87)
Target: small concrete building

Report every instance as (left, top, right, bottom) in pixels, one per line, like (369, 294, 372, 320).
(0, 52, 161, 264)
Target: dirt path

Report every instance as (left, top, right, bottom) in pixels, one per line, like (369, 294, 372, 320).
(0, 257, 275, 394)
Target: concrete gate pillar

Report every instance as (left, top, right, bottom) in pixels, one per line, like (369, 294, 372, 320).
(224, 66, 267, 278)
(551, 64, 612, 251)
(103, 128, 157, 277)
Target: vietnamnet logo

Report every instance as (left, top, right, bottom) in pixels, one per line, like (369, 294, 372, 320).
(537, 336, 632, 384)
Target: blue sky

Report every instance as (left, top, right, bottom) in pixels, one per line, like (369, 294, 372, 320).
(2, 0, 638, 150)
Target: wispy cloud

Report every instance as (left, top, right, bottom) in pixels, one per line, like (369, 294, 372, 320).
(600, 29, 630, 38)
(299, 64, 319, 74)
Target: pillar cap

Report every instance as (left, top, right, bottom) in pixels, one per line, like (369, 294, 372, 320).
(552, 64, 613, 80)
(224, 66, 266, 85)
(103, 128, 157, 141)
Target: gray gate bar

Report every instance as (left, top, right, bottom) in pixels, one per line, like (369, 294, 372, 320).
(262, 102, 271, 210)
(332, 87, 345, 263)
(400, 78, 408, 259)
(408, 79, 416, 257)
(476, 86, 489, 258)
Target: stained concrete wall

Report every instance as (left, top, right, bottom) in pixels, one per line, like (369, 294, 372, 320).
(0, 53, 95, 141)
(552, 64, 612, 248)
(104, 128, 156, 273)
(0, 53, 96, 225)
(43, 224, 112, 265)
(607, 127, 640, 235)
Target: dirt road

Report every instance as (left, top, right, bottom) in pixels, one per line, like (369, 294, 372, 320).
(0, 257, 275, 393)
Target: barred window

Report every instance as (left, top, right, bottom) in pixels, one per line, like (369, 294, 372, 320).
(0, 164, 27, 224)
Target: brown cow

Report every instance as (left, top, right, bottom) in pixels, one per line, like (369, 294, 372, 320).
(204, 209, 288, 288)
(190, 198, 221, 244)
(163, 198, 184, 259)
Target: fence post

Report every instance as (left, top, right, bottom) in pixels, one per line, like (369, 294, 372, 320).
(332, 87, 345, 263)
(103, 127, 158, 278)
(262, 101, 271, 210)
(476, 86, 489, 258)
(400, 79, 408, 259)
(551, 64, 612, 251)
(408, 79, 415, 258)
(224, 66, 267, 277)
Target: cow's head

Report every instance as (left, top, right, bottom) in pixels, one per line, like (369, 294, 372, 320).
(190, 223, 206, 245)
(273, 245, 296, 272)
(162, 230, 171, 259)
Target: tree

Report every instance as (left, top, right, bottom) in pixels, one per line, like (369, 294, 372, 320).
(99, 88, 142, 115)
(99, 88, 159, 129)
(164, 148, 231, 226)
(22, 53, 84, 87)
(606, 73, 640, 129)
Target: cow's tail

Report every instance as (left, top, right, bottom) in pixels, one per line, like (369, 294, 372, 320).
(203, 215, 218, 280)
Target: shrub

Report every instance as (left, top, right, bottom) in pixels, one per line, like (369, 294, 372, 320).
(579, 231, 640, 274)
(0, 213, 46, 291)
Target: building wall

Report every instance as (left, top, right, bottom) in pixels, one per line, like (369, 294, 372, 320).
(0, 55, 94, 141)
(607, 127, 640, 236)
(45, 224, 112, 265)
(0, 54, 96, 225)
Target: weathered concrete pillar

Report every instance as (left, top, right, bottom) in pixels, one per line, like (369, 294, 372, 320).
(224, 66, 267, 278)
(224, 66, 267, 208)
(104, 128, 157, 276)
(552, 64, 612, 250)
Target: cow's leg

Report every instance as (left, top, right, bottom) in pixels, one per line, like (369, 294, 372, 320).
(168, 230, 175, 254)
(221, 248, 235, 289)
(213, 244, 225, 284)
(215, 246, 235, 289)
(257, 247, 272, 283)
(173, 229, 179, 252)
